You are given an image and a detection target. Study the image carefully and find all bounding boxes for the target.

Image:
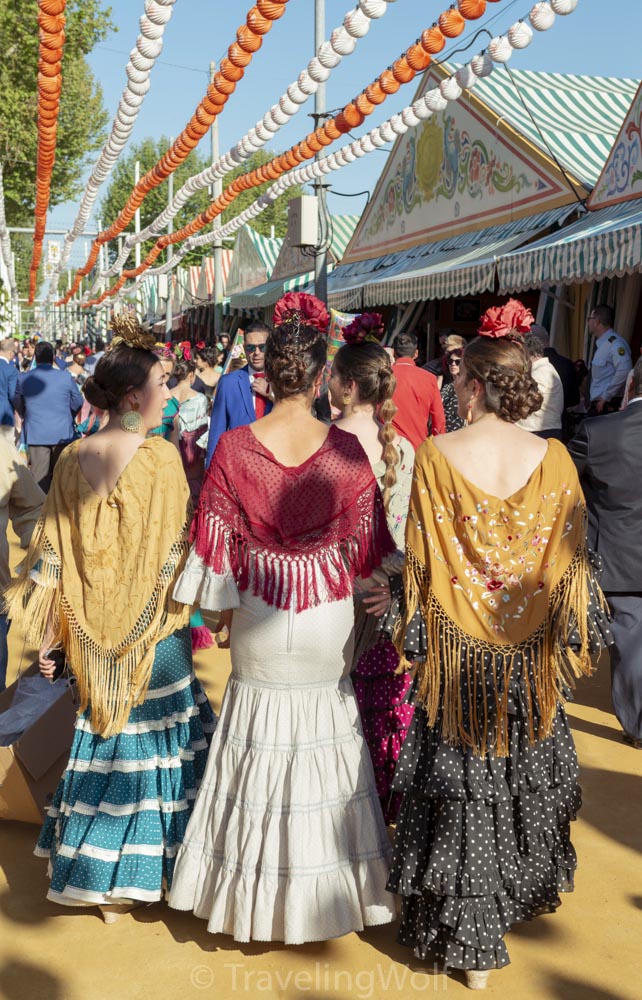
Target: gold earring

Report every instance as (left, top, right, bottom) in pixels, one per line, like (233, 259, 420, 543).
(466, 402, 474, 425)
(121, 401, 144, 434)
(342, 393, 352, 405)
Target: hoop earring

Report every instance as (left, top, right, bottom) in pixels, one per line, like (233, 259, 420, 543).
(121, 402, 144, 434)
(342, 394, 352, 405)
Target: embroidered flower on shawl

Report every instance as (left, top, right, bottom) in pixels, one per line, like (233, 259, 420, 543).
(273, 292, 330, 333)
(478, 299, 535, 339)
(342, 312, 385, 345)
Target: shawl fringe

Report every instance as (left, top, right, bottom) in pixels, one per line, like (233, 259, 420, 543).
(394, 544, 605, 758)
(193, 495, 394, 613)
(5, 518, 190, 739)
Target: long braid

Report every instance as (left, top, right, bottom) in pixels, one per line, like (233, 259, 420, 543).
(377, 368, 398, 513)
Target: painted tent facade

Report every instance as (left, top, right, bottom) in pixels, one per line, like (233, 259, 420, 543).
(329, 63, 638, 354)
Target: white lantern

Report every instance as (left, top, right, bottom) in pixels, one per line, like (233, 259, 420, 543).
(412, 98, 433, 121)
(378, 121, 396, 143)
(343, 8, 371, 37)
(529, 2, 556, 30)
(401, 106, 421, 128)
(424, 88, 448, 112)
(297, 70, 317, 95)
(359, 0, 387, 17)
(389, 114, 409, 136)
(330, 27, 357, 56)
(551, 0, 578, 13)
(308, 57, 331, 82)
(508, 21, 533, 48)
(488, 35, 513, 63)
(455, 64, 478, 90)
(440, 76, 463, 101)
(318, 41, 342, 68)
(470, 51, 494, 78)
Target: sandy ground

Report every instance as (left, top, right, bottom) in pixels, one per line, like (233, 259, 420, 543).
(0, 575, 640, 999)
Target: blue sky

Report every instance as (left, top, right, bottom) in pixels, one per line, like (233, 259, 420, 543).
(48, 0, 642, 268)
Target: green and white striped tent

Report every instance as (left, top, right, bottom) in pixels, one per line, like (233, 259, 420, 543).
(329, 66, 638, 308)
(225, 224, 282, 297)
(229, 214, 359, 311)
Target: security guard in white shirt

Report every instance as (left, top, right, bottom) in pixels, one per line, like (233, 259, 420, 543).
(588, 304, 632, 414)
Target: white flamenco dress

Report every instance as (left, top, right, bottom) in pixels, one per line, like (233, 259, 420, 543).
(168, 425, 396, 943)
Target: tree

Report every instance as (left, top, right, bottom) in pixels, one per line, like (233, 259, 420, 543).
(99, 143, 305, 272)
(0, 1, 113, 296)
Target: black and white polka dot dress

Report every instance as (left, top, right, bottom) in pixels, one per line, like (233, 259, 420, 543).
(382, 576, 611, 971)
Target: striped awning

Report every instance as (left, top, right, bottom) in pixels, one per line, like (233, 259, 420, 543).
(497, 197, 642, 293)
(327, 204, 579, 310)
(245, 227, 282, 275)
(468, 66, 639, 189)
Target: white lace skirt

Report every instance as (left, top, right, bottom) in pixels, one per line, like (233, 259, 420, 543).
(168, 581, 395, 943)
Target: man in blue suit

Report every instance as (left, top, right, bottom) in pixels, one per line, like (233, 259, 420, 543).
(205, 321, 273, 467)
(13, 341, 83, 491)
(0, 338, 19, 446)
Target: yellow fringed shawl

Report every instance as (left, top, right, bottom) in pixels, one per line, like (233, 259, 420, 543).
(4, 437, 191, 737)
(395, 437, 605, 757)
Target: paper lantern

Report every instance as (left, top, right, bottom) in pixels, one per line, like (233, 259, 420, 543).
(439, 8, 466, 38)
(458, 0, 486, 18)
(343, 8, 371, 37)
(369, 127, 387, 147)
(401, 106, 421, 128)
(378, 121, 396, 142)
(550, 0, 578, 12)
(308, 57, 331, 82)
(406, 43, 431, 72)
(412, 98, 433, 121)
(507, 21, 533, 48)
(421, 26, 446, 54)
(440, 76, 463, 101)
(389, 114, 409, 136)
(330, 26, 357, 55)
(359, 0, 387, 17)
(529, 2, 556, 30)
(365, 81, 386, 105)
(455, 63, 478, 89)
(488, 35, 513, 62)
(356, 93, 375, 116)
(379, 69, 400, 94)
(297, 70, 317, 95)
(392, 57, 415, 84)
(423, 88, 448, 111)
(318, 41, 341, 68)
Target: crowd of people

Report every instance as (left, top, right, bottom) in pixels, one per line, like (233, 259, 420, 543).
(0, 291, 638, 990)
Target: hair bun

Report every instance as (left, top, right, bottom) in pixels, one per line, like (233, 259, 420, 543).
(83, 375, 117, 411)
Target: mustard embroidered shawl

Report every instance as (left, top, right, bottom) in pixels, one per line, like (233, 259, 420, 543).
(5, 438, 191, 737)
(396, 437, 602, 756)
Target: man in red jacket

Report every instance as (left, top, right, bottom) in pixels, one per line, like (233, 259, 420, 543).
(391, 332, 446, 448)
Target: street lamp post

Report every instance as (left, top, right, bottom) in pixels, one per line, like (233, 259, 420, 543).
(314, 0, 328, 305)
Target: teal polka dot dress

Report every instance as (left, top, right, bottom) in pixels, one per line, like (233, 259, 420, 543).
(35, 626, 216, 905)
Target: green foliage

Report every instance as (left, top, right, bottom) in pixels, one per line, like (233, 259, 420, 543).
(0, 0, 114, 299)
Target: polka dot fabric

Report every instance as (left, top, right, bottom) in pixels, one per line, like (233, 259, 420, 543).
(386, 579, 611, 971)
(35, 627, 216, 905)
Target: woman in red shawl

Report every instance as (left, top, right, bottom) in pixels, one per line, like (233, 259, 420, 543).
(168, 294, 397, 943)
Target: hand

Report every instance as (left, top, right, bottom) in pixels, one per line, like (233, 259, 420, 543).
(594, 397, 606, 414)
(362, 582, 392, 618)
(215, 609, 233, 649)
(252, 377, 273, 401)
(38, 644, 58, 680)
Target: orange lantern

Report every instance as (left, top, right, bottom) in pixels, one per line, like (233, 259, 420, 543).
(421, 25, 446, 53)
(458, 0, 487, 18)
(392, 57, 415, 84)
(439, 8, 466, 37)
(406, 43, 431, 71)
(379, 69, 400, 94)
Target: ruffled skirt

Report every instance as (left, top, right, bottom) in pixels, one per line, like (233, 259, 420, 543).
(169, 591, 395, 943)
(388, 683, 581, 970)
(35, 627, 216, 905)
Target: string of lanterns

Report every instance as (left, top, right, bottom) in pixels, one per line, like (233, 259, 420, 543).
(93, 0, 405, 293)
(29, 0, 67, 305)
(105, 0, 579, 310)
(45, 0, 179, 303)
(82, 0, 509, 308)
(57, 0, 293, 306)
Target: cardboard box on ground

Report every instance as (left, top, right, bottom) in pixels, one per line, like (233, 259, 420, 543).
(0, 663, 76, 824)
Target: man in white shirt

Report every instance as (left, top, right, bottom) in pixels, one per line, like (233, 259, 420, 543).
(588, 304, 631, 414)
(518, 332, 564, 440)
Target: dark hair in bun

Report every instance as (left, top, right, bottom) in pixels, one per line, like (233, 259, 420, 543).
(173, 358, 197, 383)
(83, 344, 160, 412)
(463, 336, 543, 422)
(264, 322, 327, 401)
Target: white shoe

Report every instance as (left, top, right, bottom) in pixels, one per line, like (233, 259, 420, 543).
(465, 970, 490, 990)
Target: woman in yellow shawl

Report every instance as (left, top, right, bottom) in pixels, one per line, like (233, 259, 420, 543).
(5, 317, 215, 922)
(385, 327, 610, 989)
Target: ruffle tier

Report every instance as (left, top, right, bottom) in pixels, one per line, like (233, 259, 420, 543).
(35, 628, 216, 905)
(169, 675, 396, 943)
(388, 683, 581, 971)
(352, 637, 414, 824)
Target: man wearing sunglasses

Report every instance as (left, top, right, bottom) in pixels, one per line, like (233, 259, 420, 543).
(205, 321, 273, 467)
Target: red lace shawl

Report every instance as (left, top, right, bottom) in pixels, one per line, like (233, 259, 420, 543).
(192, 423, 395, 612)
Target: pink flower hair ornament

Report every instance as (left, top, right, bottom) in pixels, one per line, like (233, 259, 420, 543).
(273, 292, 330, 334)
(478, 299, 534, 339)
(342, 312, 385, 346)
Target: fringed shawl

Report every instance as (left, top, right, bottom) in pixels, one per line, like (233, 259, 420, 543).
(395, 437, 605, 757)
(5, 438, 191, 737)
(193, 424, 395, 612)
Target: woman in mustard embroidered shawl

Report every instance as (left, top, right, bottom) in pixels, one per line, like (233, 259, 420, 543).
(5, 317, 215, 922)
(384, 322, 611, 989)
